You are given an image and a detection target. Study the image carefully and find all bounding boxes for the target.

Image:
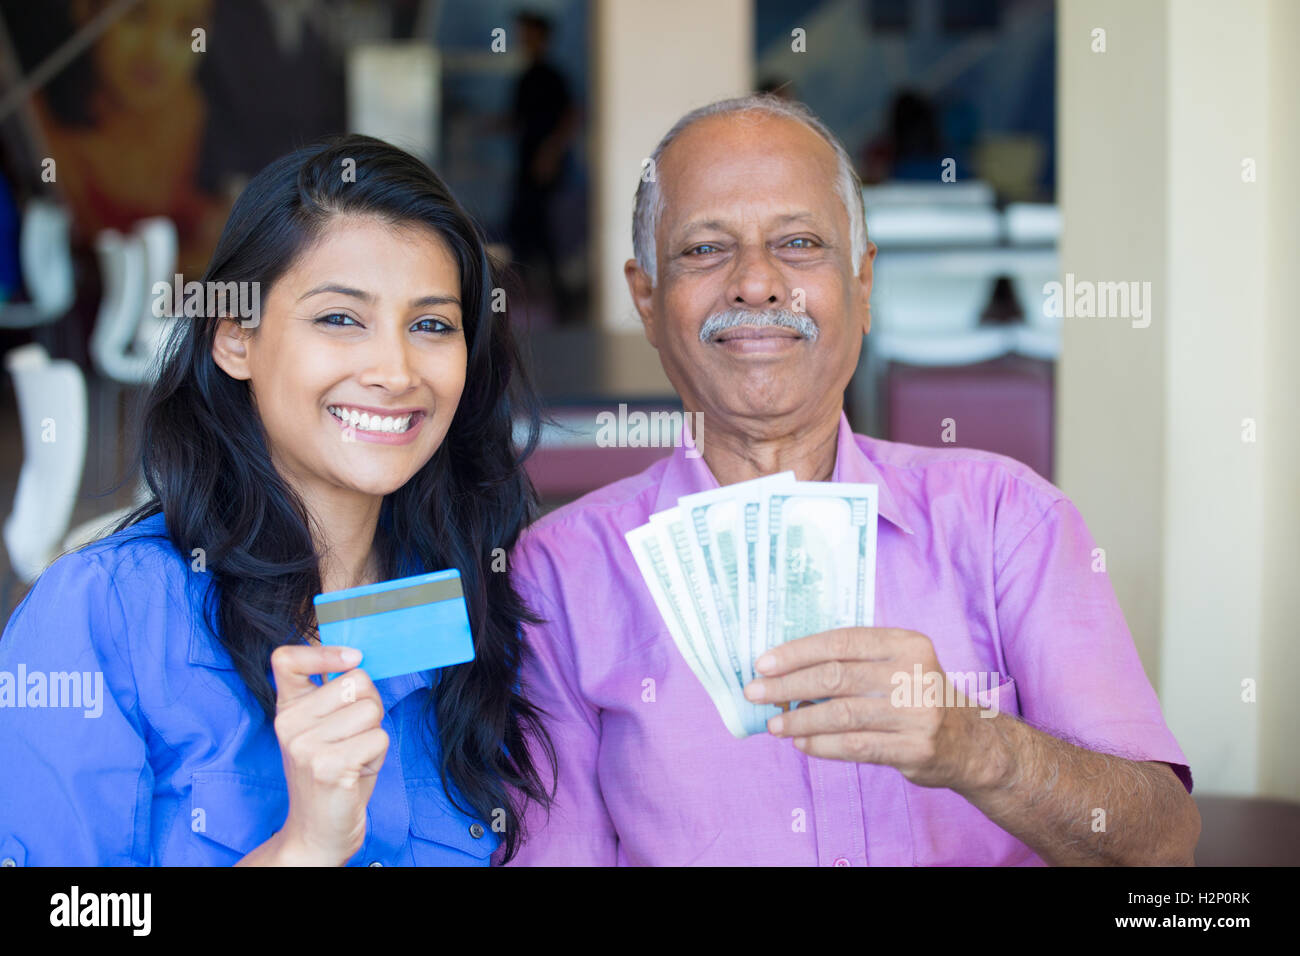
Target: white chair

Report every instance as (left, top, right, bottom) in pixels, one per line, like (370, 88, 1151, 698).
(90, 217, 177, 386)
(1004, 203, 1061, 245)
(865, 204, 1003, 248)
(863, 181, 996, 207)
(870, 327, 1016, 367)
(89, 229, 149, 383)
(3, 344, 88, 583)
(0, 199, 76, 329)
(129, 216, 179, 380)
(870, 249, 1002, 335)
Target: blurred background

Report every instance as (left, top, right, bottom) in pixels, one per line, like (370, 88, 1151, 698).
(0, 0, 1295, 861)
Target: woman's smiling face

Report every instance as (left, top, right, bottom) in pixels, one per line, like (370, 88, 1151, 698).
(212, 215, 468, 501)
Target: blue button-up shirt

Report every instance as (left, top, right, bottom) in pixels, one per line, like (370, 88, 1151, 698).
(0, 513, 500, 866)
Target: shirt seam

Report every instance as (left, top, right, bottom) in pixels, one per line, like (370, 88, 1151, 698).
(515, 565, 603, 739)
(80, 551, 154, 865)
(993, 497, 1069, 579)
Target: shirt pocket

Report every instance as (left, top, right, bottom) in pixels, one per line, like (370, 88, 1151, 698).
(189, 771, 288, 862)
(406, 780, 499, 865)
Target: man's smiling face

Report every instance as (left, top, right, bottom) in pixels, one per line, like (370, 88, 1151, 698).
(627, 111, 876, 437)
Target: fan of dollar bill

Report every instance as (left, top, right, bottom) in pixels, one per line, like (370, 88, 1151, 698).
(625, 472, 879, 738)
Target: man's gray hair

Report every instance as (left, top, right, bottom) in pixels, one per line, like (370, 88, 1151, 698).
(632, 93, 867, 285)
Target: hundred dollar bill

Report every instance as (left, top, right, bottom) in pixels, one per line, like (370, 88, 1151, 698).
(759, 482, 879, 732)
(765, 482, 879, 651)
(648, 506, 758, 731)
(677, 473, 795, 703)
(625, 522, 747, 737)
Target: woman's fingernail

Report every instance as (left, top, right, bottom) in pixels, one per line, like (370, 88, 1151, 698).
(768, 715, 784, 734)
(339, 648, 362, 666)
(745, 682, 765, 701)
(755, 654, 776, 674)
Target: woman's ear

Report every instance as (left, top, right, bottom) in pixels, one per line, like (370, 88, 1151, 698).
(211, 317, 254, 380)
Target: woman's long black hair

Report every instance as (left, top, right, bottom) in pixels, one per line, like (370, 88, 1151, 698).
(117, 134, 554, 861)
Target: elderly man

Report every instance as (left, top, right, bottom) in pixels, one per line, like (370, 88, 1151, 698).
(504, 94, 1198, 866)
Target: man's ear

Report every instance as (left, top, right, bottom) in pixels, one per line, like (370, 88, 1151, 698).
(211, 316, 254, 380)
(855, 240, 878, 336)
(624, 258, 660, 349)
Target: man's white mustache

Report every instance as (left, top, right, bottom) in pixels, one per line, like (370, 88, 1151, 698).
(698, 308, 820, 344)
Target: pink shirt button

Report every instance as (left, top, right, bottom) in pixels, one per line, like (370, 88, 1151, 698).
(833, 857, 851, 867)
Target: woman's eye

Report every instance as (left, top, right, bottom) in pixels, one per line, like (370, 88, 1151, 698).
(412, 317, 455, 334)
(315, 313, 359, 327)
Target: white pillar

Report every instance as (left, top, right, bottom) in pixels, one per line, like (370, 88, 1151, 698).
(590, 0, 753, 392)
(1058, 0, 1300, 798)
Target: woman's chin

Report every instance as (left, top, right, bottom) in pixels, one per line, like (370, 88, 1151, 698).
(333, 469, 417, 499)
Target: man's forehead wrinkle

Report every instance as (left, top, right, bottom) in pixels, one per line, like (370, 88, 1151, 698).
(672, 209, 828, 239)
(658, 124, 841, 211)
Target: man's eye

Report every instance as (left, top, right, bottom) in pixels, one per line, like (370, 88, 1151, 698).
(786, 237, 818, 249)
(686, 244, 721, 256)
(316, 313, 359, 327)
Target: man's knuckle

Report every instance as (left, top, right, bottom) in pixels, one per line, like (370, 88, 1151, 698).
(833, 697, 857, 731)
(823, 659, 846, 694)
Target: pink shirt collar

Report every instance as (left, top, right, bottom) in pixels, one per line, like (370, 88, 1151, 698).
(651, 411, 915, 535)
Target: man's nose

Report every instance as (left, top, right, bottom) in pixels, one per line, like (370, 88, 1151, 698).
(726, 244, 785, 307)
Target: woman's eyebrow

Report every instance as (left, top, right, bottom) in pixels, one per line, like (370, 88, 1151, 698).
(299, 283, 460, 308)
(409, 294, 461, 308)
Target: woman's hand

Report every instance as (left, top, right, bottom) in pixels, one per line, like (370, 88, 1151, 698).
(239, 644, 389, 866)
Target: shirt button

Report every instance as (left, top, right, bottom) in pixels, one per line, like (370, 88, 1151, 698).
(0, 857, 16, 867)
(469, 823, 485, 839)
(368, 861, 384, 867)
(833, 857, 851, 867)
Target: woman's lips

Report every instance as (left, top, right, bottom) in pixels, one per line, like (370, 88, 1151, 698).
(327, 406, 428, 446)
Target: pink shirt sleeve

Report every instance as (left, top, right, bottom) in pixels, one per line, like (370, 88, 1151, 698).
(994, 493, 1193, 793)
(500, 531, 620, 865)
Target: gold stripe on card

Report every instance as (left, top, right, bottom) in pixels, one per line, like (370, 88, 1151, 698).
(316, 577, 463, 625)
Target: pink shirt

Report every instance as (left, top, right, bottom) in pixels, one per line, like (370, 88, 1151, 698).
(503, 413, 1191, 866)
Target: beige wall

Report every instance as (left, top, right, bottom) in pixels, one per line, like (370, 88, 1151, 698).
(1258, 0, 1300, 800)
(1058, 0, 1299, 798)
(589, 0, 753, 393)
(1057, 0, 1168, 687)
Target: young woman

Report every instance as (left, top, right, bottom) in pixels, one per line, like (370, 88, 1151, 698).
(0, 134, 554, 866)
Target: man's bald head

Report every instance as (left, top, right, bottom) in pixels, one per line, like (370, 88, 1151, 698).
(632, 94, 867, 285)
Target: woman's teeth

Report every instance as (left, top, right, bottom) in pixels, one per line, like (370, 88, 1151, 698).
(327, 405, 415, 434)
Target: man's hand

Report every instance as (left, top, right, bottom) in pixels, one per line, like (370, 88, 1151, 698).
(744, 626, 1200, 865)
(744, 626, 1003, 791)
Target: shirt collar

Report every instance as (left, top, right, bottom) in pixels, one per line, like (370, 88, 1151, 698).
(652, 411, 914, 535)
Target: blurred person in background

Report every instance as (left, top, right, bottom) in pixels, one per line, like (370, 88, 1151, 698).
(506, 8, 579, 322)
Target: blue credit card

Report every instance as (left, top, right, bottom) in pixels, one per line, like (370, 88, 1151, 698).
(313, 569, 475, 682)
